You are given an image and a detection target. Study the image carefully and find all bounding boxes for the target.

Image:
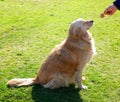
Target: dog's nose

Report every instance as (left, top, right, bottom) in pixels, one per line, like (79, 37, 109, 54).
(90, 20, 94, 23)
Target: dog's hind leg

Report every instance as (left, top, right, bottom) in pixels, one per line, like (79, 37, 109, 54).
(43, 78, 68, 89)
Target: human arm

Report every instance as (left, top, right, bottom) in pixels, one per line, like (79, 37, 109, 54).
(113, 0, 120, 10)
(100, 0, 120, 18)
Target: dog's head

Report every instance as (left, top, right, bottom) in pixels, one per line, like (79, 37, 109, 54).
(68, 18, 94, 40)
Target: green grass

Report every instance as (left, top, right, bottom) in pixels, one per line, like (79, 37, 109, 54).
(0, 0, 120, 102)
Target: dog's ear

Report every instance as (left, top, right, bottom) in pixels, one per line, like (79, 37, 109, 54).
(74, 28, 81, 37)
(69, 26, 82, 39)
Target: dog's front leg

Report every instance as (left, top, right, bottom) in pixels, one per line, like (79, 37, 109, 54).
(74, 68, 87, 89)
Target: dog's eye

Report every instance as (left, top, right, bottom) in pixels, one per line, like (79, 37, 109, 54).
(85, 21, 89, 24)
(83, 22, 87, 25)
(83, 21, 90, 25)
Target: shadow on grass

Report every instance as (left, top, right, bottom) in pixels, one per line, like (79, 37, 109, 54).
(32, 84, 83, 102)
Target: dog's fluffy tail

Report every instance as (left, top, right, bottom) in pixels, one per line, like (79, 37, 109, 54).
(7, 78, 39, 88)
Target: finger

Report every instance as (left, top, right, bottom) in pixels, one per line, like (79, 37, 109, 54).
(106, 11, 113, 15)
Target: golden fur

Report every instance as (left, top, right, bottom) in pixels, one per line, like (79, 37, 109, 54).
(7, 18, 96, 89)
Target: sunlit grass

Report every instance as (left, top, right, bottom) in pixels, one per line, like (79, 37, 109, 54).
(0, 0, 120, 102)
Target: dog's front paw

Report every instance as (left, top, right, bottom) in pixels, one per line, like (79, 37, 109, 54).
(78, 85, 88, 90)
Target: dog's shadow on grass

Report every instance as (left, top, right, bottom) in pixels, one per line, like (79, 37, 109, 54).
(32, 84, 83, 102)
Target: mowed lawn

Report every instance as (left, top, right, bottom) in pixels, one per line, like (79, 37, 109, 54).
(0, 0, 120, 102)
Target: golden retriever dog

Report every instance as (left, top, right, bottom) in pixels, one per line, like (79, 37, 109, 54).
(7, 18, 96, 89)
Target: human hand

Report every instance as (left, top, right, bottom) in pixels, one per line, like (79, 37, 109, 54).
(100, 4, 118, 18)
